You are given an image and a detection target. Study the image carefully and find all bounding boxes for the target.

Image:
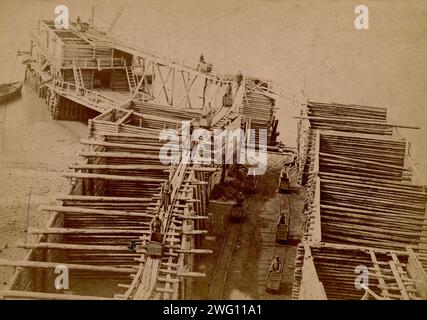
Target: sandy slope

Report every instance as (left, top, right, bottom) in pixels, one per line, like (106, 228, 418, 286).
(0, 87, 86, 288)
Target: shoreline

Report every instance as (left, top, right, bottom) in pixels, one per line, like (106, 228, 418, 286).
(0, 87, 86, 289)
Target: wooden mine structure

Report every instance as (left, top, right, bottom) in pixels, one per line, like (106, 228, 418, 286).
(0, 18, 287, 300)
(293, 101, 427, 299)
(3, 16, 426, 301)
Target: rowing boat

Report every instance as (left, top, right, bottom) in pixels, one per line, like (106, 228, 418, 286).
(0, 81, 23, 103)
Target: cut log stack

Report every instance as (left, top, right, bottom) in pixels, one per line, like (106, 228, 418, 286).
(306, 101, 391, 135)
(293, 242, 427, 300)
(32, 123, 172, 277)
(293, 100, 427, 300)
(1, 89, 232, 300)
(242, 79, 275, 145)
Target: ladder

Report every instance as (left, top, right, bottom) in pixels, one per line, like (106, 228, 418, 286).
(72, 59, 84, 88)
(49, 92, 59, 119)
(125, 66, 137, 93)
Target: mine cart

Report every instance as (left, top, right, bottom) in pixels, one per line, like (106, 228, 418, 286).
(231, 202, 245, 221)
(147, 240, 164, 258)
(243, 175, 258, 194)
(279, 169, 291, 193)
(275, 212, 289, 244)
(147, 231, 164, 258)
(266, 262, 283, 293)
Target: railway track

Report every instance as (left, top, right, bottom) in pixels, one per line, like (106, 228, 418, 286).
(273, 195, 291, 256)
(208, 222, 241, 299)
(207, 179, 259, 300)
(263, 189, 294, 298)
(208, 176, 294, 300)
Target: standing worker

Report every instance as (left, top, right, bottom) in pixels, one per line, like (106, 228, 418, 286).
(162, 181, 171, 210)
(150, 216, 163, 242)
(271, 256, 281, 272)
(222, 84, 233, 108)
(236, 70, 243, 88)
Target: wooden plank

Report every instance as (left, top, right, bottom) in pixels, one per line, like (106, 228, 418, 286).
(0, 259, 136, 273)
(17, 242, 142, 252)
(28, 227, 149, 235)
(63, 172, 167, 183)
(0, 290, 112, 300)
(40, 206, 154, 218)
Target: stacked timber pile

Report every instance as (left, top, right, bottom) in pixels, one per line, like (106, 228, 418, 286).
(127, 101, 203, 123)
(240, 77, 282, 145)
(318, 131, 407, 181)
(319, 172, 427, 250)
(306, 101, 391, 135)
(293, 100, 427, 300)
(88, 107, 190, 139)
(1, 91, 236, 300)
(243, 80, 274, 128)
(293, 242, 427, 300)
(25, 123, 171, 279)
(298, 102, 404, 185)
(242, 79, 275, 145)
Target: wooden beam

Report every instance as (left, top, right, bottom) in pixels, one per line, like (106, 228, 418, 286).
(0, 259, 136, 273)
(78, 152, 160, 160)
(17, 242, 137, 252)
(63, 172, 167, 183)
(40, 206, 154, 218)
(319, 152, 410, 171)
(28, 227, 149, 235)
(0, 290, 113, 300)
(80, 139, 170, 152)
(294, 115, 420, 129)
(57, 195, 153, 202)
(69, 164, 168, 171)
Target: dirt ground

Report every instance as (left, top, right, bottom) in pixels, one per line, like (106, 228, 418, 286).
(0, 87, 86, 288)
(193, 167, 304, 300)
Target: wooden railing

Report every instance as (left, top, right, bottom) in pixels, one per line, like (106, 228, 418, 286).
(76, 30, 232, 87)
(61, 58, 126, 69)
(53, 80, 122, 112)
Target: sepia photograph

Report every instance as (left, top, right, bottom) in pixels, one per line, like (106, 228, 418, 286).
(0, 0, 426, 304)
